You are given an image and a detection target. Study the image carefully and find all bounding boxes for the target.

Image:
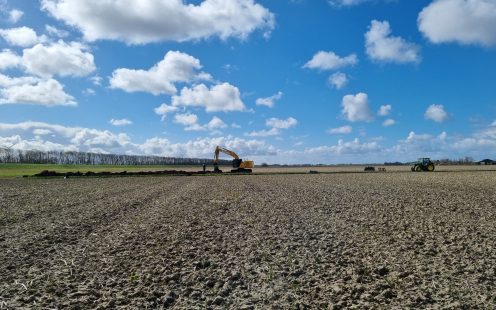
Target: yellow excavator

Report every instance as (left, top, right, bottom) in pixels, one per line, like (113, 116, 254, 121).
(214, 146, 254, 173)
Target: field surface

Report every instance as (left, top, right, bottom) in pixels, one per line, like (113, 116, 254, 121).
(2, 163, 496, 178)
(1, 172, 495, 308)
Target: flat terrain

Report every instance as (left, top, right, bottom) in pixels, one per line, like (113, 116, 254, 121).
(1, 172, 495, 309)
(2, 163, 496, 178)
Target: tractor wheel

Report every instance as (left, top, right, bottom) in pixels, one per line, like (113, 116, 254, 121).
(411, 167, 415, 172)
(415, 165, 422, 172)
(427, 164, 435, 172)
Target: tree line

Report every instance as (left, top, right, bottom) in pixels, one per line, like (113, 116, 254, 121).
(0, 148, 231, 166)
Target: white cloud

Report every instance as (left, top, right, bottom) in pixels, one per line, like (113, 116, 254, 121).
(246, 117, 298, 137)
(341, 93, 374, 122)
(109, 119, 133, 126)
(9, 9, 24, 23)
(378, 104, 392, 116)
(425, 104, 449, 123)
(365, 20, 420, 63)
(139, 135, 276, 159)
(33, 128, 53, 136)
(90, 76, 102, 86)
(246, 127, 280, 137)
(23, 41, 96, 78)
(207, 116, 227, 130)
(327, 125, 352, 134)
(45, 25, 69, 38)
(328, 72, 348, 89)
(306, 138, 380, 155)
(266, 117, 298, 129)
(0, 74, 39, 88)
(0, 121, 132, 152)
(83, 88, 95, 96)
(0, 49, 21, 70)
(303, 51, 358, 71)
(0, 79, 76, 107)
(171, 83, 245, 112)
(154, 104, 179, 120)
(256, 91, 283, 108)
(418, 0, 496, 46)
(174, 113, 199, 126)
(382, 119, 396, 127)
(173, 113, 228, 132)
(491, 120, 496, 127)
(110, 51, 211, 95)
(41, 0, 275, 44)
(231, 123, 242, 129)
(0, 26, 39, 47)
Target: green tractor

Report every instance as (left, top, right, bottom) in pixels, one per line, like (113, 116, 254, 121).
(411, 158, 435, 172)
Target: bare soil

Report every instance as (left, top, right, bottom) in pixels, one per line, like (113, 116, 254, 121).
(1, 171, 495, 309)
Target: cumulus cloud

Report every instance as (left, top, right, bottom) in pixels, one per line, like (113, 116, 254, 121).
(382, 119, 396, 127)
(45, 25, 69, 38)
(110, 51, 211, 95)
(365, 20, 420, 63)
(173, 113, 227, 132)
(425, 104, 449, 123)
(207, 116, 227, 130)
(303, 51, 358, 71)
(306, 138, 380, 155)
(2, 121, 270, 158)
(418, 0, 496, 46)
(0, 26, 39, 47)
(154, 104, 179, 120)
(247, 117, 298, 137)
(109, 119, 133, 126)
(328, 72, 348, 89)
(171, 83, 245, 112)
(0, 121, 132, 152)
(256, 91, 283, 108)
(23, 41, 95, 78)
(378, 104, 392, 116)
(175, 113, 199, 127)
(0, 79, 76, 106)
(327, 125, 353, 134)
(0, 74, 39, 88)
(341, 93, 374, 122)
(9, 9, 24, 23)
(0, 49, 21, 70)
(41, 0, 275, 44)
(1, 121, 278, 159)
(266, 117, 298, 129)
(246, 128, 280, 137)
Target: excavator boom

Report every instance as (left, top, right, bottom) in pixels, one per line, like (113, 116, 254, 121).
(213, 146, 253, 173)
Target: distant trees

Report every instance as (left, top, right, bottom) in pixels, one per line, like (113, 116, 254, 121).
(0, 148, 230, 166)
(435, 157, 475, 165)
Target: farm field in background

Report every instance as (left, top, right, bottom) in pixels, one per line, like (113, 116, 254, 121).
(1, 163, 496, 178)
(1, 172, 495, 308)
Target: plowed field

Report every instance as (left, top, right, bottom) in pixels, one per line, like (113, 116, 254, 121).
(1, 172, 495, 309)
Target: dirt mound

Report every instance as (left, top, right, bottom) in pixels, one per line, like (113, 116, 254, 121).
(32, 169, 218, 178)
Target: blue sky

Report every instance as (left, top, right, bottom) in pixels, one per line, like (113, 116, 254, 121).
(0, 0, 495, 164)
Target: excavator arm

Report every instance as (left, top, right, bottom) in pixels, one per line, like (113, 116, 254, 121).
(213, 145, 254, 173)
(214, 146, 240, 163)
